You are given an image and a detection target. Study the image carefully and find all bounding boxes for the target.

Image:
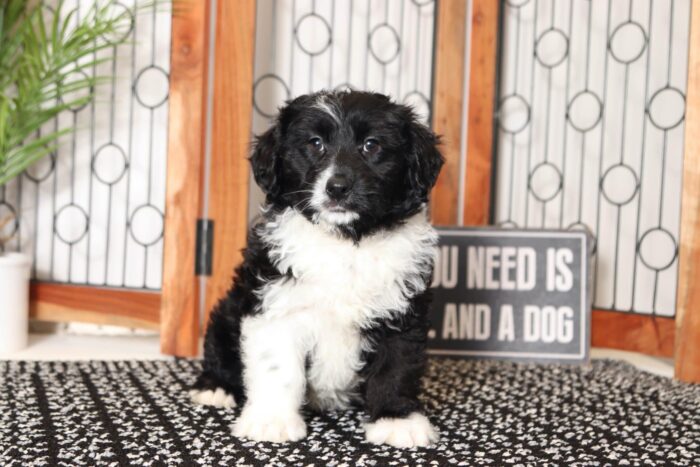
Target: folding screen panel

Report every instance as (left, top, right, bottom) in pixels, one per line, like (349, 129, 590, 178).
(492, 0, 692, 319)
(0, 1, 211, 355)
(0, 0, 172, 291)
(430, 0, 700, 362)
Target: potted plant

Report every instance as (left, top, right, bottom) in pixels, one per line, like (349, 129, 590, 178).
(0, 0, 141, 353)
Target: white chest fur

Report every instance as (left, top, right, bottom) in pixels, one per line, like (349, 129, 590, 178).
(242, 208, 438, 409)
(257, 208, 437, 324)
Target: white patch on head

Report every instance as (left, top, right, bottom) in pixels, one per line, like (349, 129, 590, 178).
(313, 94, 341, 124)
(365, 412, 439, 448)
(309, 165, 360, 227)
(189, 388, 236, 409)
(241, 208, 437, 413)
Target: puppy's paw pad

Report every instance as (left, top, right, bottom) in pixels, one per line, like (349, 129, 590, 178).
(189, 388, 236, 408)
(232, 409, 307, 443)
(365, 412, 439, 448)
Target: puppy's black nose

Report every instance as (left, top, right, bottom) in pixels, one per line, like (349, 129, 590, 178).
(325, 174, 353, 200)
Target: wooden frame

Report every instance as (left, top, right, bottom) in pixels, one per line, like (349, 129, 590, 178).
(462, 0, 500, 226)
(160, 0, 211, 356)
(591, 311, 674, 357)
(202, 0, 257, 326)
(675, 2, 700, 383)
(431, 0, 500, 225)
(431, 0, 500, 226)
(30, 283, 160, 330)
(431, 0, 468, 225)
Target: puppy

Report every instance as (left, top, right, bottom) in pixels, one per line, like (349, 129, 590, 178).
(190, 90, 444, 448)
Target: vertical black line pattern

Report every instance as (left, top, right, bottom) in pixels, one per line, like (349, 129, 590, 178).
(290, 0, 296, 91)
(397, 0, 405, 99)
(16, 166, 22, 252)
(32, 372, 59, 465)
(506, 5, 522, 224)
(104, 43, 120, 285)
(667, 0, 674, 85)
(413, 3, 421, 93)
(79, 370, 129, 464)
(558, 0, 574, 228)
(126, 372, 196, 465)
(488, 0, 507, 224)
(329, 0, 336, 88)
(346, 0, 354, 86)
(2, 363, 18, 460)
(524, 0, 539, 225)
(50, 112, 58, 279)
(364, 0, 371, 89)
(123, 0, 138, 287)
(591, 0, 613, 306)
(630, 0, 655, 311)
(86, 34, 97, 283)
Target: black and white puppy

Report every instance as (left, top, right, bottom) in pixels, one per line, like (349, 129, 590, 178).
(190, 90, 444, 448)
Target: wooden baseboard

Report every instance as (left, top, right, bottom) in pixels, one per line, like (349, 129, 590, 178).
(591, 309, 675, 358)
(30, 282, 160, 330)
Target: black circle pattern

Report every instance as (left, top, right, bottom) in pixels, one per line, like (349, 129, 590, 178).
(294, 14, 332, 56)
(608, 21, 648, 65)
(23, 152, 57, 183)
(368, 24, 401, 65)
(535, 28, 569, 68)
(54, 204, 90, 245)
(128, 204, 165, 247)
(133, 66, 170, 109)
(92, 143, 129, 186)
(638, 227, 678, 271)
(0, 201, 19, 240)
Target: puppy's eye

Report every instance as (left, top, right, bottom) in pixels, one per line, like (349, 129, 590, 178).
(307, 137, 324, 153)
(363, 138, 380, 155)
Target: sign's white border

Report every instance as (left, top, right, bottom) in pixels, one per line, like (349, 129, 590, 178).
(427, 229, 589, 361)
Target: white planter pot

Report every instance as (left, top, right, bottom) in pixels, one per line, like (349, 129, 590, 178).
(0, 253, 31, 354)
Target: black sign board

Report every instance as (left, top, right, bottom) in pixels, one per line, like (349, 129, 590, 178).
(427, 228, 592, 363)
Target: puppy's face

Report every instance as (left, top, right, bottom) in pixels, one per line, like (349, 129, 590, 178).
(251, 91, 443, 237)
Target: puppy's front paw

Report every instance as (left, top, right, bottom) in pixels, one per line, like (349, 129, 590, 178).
(233, 407, 307, 443)
(365, 412, 439, 448)
(189, 388, 236, 409)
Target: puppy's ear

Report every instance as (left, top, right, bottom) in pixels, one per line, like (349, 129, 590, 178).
(250, 125, 281, 197)
(407, 120, 444, 201)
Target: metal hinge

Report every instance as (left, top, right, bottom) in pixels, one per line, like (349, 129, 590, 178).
(195, 219, 214, 276)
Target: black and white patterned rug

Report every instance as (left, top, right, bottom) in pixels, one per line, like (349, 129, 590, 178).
(1, 358, 698, 466)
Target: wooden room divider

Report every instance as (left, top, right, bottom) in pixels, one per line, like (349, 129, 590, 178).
(431, 0, 700, 382)
(25, 1, 700, 383)
(27, 0, 257, 359)
(27, 1, 214, 357)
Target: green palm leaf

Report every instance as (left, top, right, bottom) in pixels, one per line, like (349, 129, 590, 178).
(0, 0, 164, 187)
